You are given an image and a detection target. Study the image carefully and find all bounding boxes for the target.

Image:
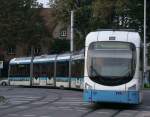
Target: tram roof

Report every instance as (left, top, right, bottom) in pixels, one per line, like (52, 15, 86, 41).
(9, 50, 85, 64)
(10, 57, 31, 64)
(33, 54, 57, 63)
(56, 53, 71, 61)
(86, 30, 141, 47)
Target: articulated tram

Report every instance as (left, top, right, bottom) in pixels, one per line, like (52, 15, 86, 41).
(8, 51, 84, 89)
(84, 29, 143, 104)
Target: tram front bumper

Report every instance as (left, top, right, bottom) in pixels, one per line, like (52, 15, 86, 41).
(83, 90, 140, 104)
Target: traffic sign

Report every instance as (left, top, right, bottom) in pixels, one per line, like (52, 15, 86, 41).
(0, 61, 3, 69)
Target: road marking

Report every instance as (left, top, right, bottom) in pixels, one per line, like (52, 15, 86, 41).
(54, 101, 84, 104)
(0, 105, 9, 108)
(48, 107, 59, 110)
(26, 97, 41, 99)
(16, 106, 28, 109)
(8, 114, 18, 116)
(13, 101, 29, 103)
(40, 116, 51, 117)
(76, 109, 88, 112)
(32, 102, 49, 105)
(48, 106, 73, 111)
(23, 114, 36, 117)
(136, 111, 150, 117)
(5, 96, 28, 98)
(19, 98, 36, 101)
(96, 111, 109, 114)
(60, 108, 73, 111)
(57, 106, 71, 109)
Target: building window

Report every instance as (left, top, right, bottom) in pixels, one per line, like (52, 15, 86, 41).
(60, 30, 67, 38)
(7, 47, 16, 55)
(27, 47, 41, 56)
(34, 47, 41, 55)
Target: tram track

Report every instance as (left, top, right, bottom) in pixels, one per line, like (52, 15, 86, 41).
(0, 95, 47, 117)
(110, 110, 123, 117)
(0, 91, 62, 117)
(1, 87, 150, 117)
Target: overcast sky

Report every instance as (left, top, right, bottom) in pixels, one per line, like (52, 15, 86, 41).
(37, 0, 50, 8)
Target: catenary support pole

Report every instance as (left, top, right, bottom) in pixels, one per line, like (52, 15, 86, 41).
(144, 0, 147, 84)
(30, 47, 34, 87)
(69, 10, 74, 88)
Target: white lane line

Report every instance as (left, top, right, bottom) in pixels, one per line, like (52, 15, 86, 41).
(23, 114, 36, 117)
(26, 97, 41, 99)
(48, 107, 59, 110)
(60, 108, 73, 111)
(96, 111, 109, 114)
(54, 101, 84, 104)
(32, 102, 49, 104)
(8, 114, 19, 116)
(5, 96, 28, 98)
(12, 101, 29, 103)
(0, 105, 9, 108)
(76, 109, 88, 112)
(74, 107, 87, 110)
(16, 106, 29, 109)
(40, 116, 51, 117)
(57, 106, 71, 109)
(48, 107, 73, 111)
(18, 99, 36, 101)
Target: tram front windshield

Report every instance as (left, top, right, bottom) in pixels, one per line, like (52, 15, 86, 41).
(87, 42, 136, 86)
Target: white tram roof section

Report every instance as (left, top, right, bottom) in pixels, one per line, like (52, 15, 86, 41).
(33, 54, 56, 63)
(72, 53, 84, 60)
(10, 57, 31, 64)
(56, 53, 71, 61)
(86, 30, 141, 47)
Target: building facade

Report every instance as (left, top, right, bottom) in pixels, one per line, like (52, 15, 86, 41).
(0, 8, 70, 78)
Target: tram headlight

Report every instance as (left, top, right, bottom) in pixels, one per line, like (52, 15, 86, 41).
(128, 84, 136, 91)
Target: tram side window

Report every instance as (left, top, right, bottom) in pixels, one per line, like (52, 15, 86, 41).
(71, 60, 84, 77)
(10, 65, 17, 77)
(40, 63, 48, 77)
(10, 64, 30, 77)
(47, 63, 54, 78)
(18, 64, 30, 77)
(56, 61, 69, 77)
(33, 63, 39, 77)
(33, 62, 54, 78)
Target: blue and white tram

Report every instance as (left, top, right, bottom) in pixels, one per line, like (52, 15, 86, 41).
(33, 54, 56, 86)
(71, 52, 84, 89)
(9, 57, 31, 86)
(55, 52, 84, 89)
(8, 51, 84, 89)
(84, 29, 143, 104)
(55, 53, 71, 88)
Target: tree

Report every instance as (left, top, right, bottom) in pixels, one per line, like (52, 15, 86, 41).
(51, 0, 149, 51)
(0, 0, 50, 54)
(50, 39, 69, 54)
(50, 0, 93, 50)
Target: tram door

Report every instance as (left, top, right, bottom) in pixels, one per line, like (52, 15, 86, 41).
(75, 78, 81, 87)
(33, 77, 40, 85)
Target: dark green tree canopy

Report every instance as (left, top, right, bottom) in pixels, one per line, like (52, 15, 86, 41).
(0, 0, 49, 49)
(50, 0, 149, 50)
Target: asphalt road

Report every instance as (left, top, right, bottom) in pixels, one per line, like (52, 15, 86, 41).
(0, 86, 150, 117)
